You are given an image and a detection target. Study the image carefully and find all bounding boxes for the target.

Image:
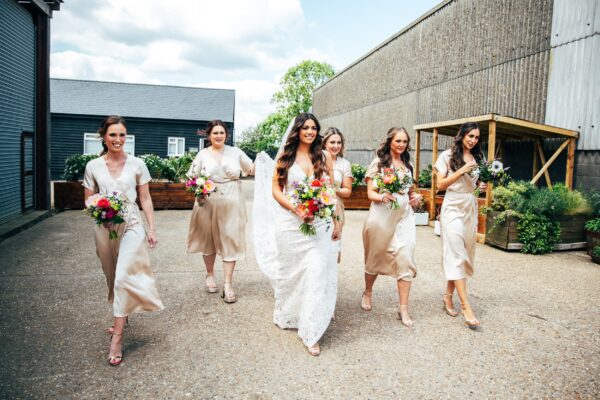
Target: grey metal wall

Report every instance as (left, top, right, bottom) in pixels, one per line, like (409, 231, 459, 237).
(313, 0, 554, 168)
(0, 0, 36, 224)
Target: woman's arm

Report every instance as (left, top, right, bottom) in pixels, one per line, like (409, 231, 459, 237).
(84, 188, 94, 202)
(337, 176, 353, 198)
(366, 178, 394, 204)
(137, 183, 158, 248)
(435, 161, 477, 191)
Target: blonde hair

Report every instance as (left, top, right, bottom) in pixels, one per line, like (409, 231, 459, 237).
(322, 127, 345, 158)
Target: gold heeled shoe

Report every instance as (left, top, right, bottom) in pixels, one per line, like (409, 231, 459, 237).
(222, 282, 236, 303)
(205, 274, 218, 294)
(306, 343, 321, 356)
(443, 293, 458, 317)
(461, 303, 480, 330)
(361, 291, 372, 311)
(397, 304, 414, 328)
(108, 331, 123, 366)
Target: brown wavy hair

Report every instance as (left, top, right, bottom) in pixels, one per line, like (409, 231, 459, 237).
(449, 122, 483, 172)
(203, 120, 229, 147)
(322, 127, 345, 158)
(376, 127, 413, 174)
(276, 113, 326, 188)
(98, 115, 127, 156)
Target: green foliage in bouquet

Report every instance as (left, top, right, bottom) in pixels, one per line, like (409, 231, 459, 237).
(63, 154, 99, 181)
(418, 164, 432, 187)
(351, 163, 367, 188)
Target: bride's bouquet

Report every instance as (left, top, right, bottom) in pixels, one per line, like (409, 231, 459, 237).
(185, 173, 217, 206)
(290, 177, 337, 236)
(473, 159, 510, 184)
(84, 192, 127, 240)
(372, 167, 413, 209)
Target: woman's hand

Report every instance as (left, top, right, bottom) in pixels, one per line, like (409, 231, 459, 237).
(293, 207, 315, 223)
(147, 231, 158, 248)
(380, 193, 395, 204)
(478, 181, 488, 190)
(331, 223, 342, 241)
(460, 160, 478, 175)
(409, 193, 423, 208)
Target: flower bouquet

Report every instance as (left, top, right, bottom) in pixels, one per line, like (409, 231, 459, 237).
(290, 177, 337, 236)
(185, 173, 217, 206)
(472, 159, 510, 196)
(84, 192, 127, 240)
(372, 167, 413, 209)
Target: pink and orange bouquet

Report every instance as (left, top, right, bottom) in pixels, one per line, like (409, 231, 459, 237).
(290, 177, 337, 236)
(84, 192, 126, 240)
(372, 167, 413, 209)
(185, 173, 217, 206)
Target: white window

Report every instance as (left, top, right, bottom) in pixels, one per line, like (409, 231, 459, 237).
(84, 133, 135, 155)
(199, 138, 205, 150)
(168, 137, 185, 157)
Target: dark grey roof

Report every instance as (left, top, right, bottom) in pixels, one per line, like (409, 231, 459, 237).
(50, 79, 234, 122)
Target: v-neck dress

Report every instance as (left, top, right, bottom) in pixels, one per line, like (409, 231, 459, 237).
(83, 155, 164, 317)
(362, 157, 417, 281)
(434, 149, 479, 280)
(186, 145, 253, 261)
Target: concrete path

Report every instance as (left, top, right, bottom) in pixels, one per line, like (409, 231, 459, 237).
(0, 203, 599, 399)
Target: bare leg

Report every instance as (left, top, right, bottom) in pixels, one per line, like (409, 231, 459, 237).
(443, 280, 458, 316)
(397, 279, 413, 327)
(362, 273, 377, 310)
(222, 260, 237, 303)
(454, 278, 479, 325)
(203, 253, 218, 292)
(108, 316, 126, 365)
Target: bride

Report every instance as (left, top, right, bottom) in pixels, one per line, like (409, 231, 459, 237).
(253, 112, 341, 356)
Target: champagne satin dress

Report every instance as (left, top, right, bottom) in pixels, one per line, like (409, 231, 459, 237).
(434, 149, 478, 280)
(331, 156, 353, 255)
(186, 145, 253, 261)
(362, 158, 417, 281)
(83, 156, 164, 317)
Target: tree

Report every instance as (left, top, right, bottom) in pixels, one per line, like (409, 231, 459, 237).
(272, 60, 336, 118)
(238, 111, 290, 159)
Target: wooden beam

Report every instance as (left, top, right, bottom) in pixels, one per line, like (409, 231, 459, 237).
(531, 139, 570, 185)
(495, 115, 579, 138)
(565, 138, 576, 189)
(430, 128, 439, 220)
(485, 120, 496, 208)
(414, 130, 421, 186)
(414, 114, 495, 131)
(535, 140, 552, 188)
(532, 142, 539, 178)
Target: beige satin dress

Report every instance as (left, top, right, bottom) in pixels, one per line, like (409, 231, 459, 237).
(331, 156, 353, 255)
(83, 156, 164, 317)
(362, 158, 417, 281)
(434, 149, 478, 280)
(186, 145, 253, 261)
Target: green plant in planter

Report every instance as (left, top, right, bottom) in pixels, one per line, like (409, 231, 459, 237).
(418, 164, 432, 187)
(140, 154, 176, 182)
(584, 190, 600, 216)
(166, 152, 196, 182)
(63, 154, 99, 181)
(351, 163, 367, 188)
(551, 183, 592, 215)
(592, 246, 600, 257)
(517, 212, 560, 254)
(585, 218, 600, 232)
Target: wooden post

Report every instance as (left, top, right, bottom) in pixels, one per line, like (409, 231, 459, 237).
(532, 142, 539, 178)
(430, 128, 439, 220)
(485, 120, 496, 208)
(531, 139, 570, 185)
(535, 140, 552, 188)
(565, 138, 576, 189)
(415, 130, 421, 185)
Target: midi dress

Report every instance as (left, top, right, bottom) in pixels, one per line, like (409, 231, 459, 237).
(331, 156, 353, 256)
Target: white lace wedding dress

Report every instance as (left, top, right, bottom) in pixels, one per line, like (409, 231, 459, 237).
(253, 152, 337, 347)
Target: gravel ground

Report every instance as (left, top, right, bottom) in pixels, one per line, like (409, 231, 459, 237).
(0, 202, 599, 399)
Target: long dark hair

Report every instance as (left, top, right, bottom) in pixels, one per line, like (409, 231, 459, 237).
(203, 120, 228, 147)
(276, 113, 326, 188)
(376, 127, 413, 174)
(98, 115, 127, 156)
(322, 127, 345, 157)
(449, 122, 483, 172)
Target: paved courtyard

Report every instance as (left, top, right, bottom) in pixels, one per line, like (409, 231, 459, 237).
(0, 201, 599, 398)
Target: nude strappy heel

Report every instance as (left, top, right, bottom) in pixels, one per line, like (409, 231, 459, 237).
(443, 293, 458, 317)
(461, 303, 480, 330)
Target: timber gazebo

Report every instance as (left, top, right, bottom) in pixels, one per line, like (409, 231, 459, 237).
(413, 113, 579, 239)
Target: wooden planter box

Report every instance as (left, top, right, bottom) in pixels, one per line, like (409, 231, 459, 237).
(592, 255, 600, 264)
(344, 185, 370, 210)
(585, 230, 600, 255)
(484, 211, 588, 251)
(54, 181, 195, 210)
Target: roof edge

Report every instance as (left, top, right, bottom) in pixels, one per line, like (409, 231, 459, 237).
(50, 78, 235, 93)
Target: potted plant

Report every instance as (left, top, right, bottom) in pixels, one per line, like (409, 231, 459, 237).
(584, 218, 600, 255)
(591, 246, 600, 264)
(345, 163, 370, 210)
(413, 197, 429, 225)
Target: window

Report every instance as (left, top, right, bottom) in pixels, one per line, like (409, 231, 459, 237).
(168, 137, 185, 157)
(84, 133, 135, 155)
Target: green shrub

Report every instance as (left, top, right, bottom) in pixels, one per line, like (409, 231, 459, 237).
(418, 164, 432, 187)
(166, 152, 196, 182)
(585, 218, 600, 232)
(584, 190, 600, 216)
(351, 163, 367, 187)
(63, 154, 99, 181)
(517, 212, 560, 254)
(140, 154, 176, 182)
(592, 246, 600, 257)
(551, 184, 592, 215)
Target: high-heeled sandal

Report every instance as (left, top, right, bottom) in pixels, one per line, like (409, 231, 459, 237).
(460, 303, 480, 330)
(222, 282, 236, 303)
(397, 304, 414, 328)
(361, 291, 372, 311)
(106, 316, 128, 335)
(443, 293, 458, 317)
(108, 331, 123, 366)
(306, 343, 321, 356)
(205, 274, 218, 294)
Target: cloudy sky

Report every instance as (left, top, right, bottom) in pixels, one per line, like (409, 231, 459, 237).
(51, 0, 440, 134)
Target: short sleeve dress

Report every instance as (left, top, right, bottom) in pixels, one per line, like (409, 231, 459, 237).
(362, 158, 417, 281)
(186, 145, 253, 261)
(434, 149, 478, 280)
(82, 155, 164, 317)
(331, 156, 354, 255)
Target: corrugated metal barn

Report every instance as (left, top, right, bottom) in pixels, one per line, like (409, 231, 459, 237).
(50, 79, 235, 179)
(313, 0, 599, 189)
(0, 0, 61, 225)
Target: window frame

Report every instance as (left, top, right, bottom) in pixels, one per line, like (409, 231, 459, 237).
(167, 136, 186, 157)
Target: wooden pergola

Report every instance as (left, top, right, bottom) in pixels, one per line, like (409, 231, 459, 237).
(413, 113, 579, 220)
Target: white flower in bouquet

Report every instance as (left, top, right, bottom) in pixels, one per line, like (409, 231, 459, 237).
(491, 160, 504, 174)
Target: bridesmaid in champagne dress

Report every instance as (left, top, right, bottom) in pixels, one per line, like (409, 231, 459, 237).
(361, 127, 422, 327)
(322, 127, 354, 262)
(434, 122, 487, 329)
(83, 116, 164, 366)
(186, 120, 254, 303)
